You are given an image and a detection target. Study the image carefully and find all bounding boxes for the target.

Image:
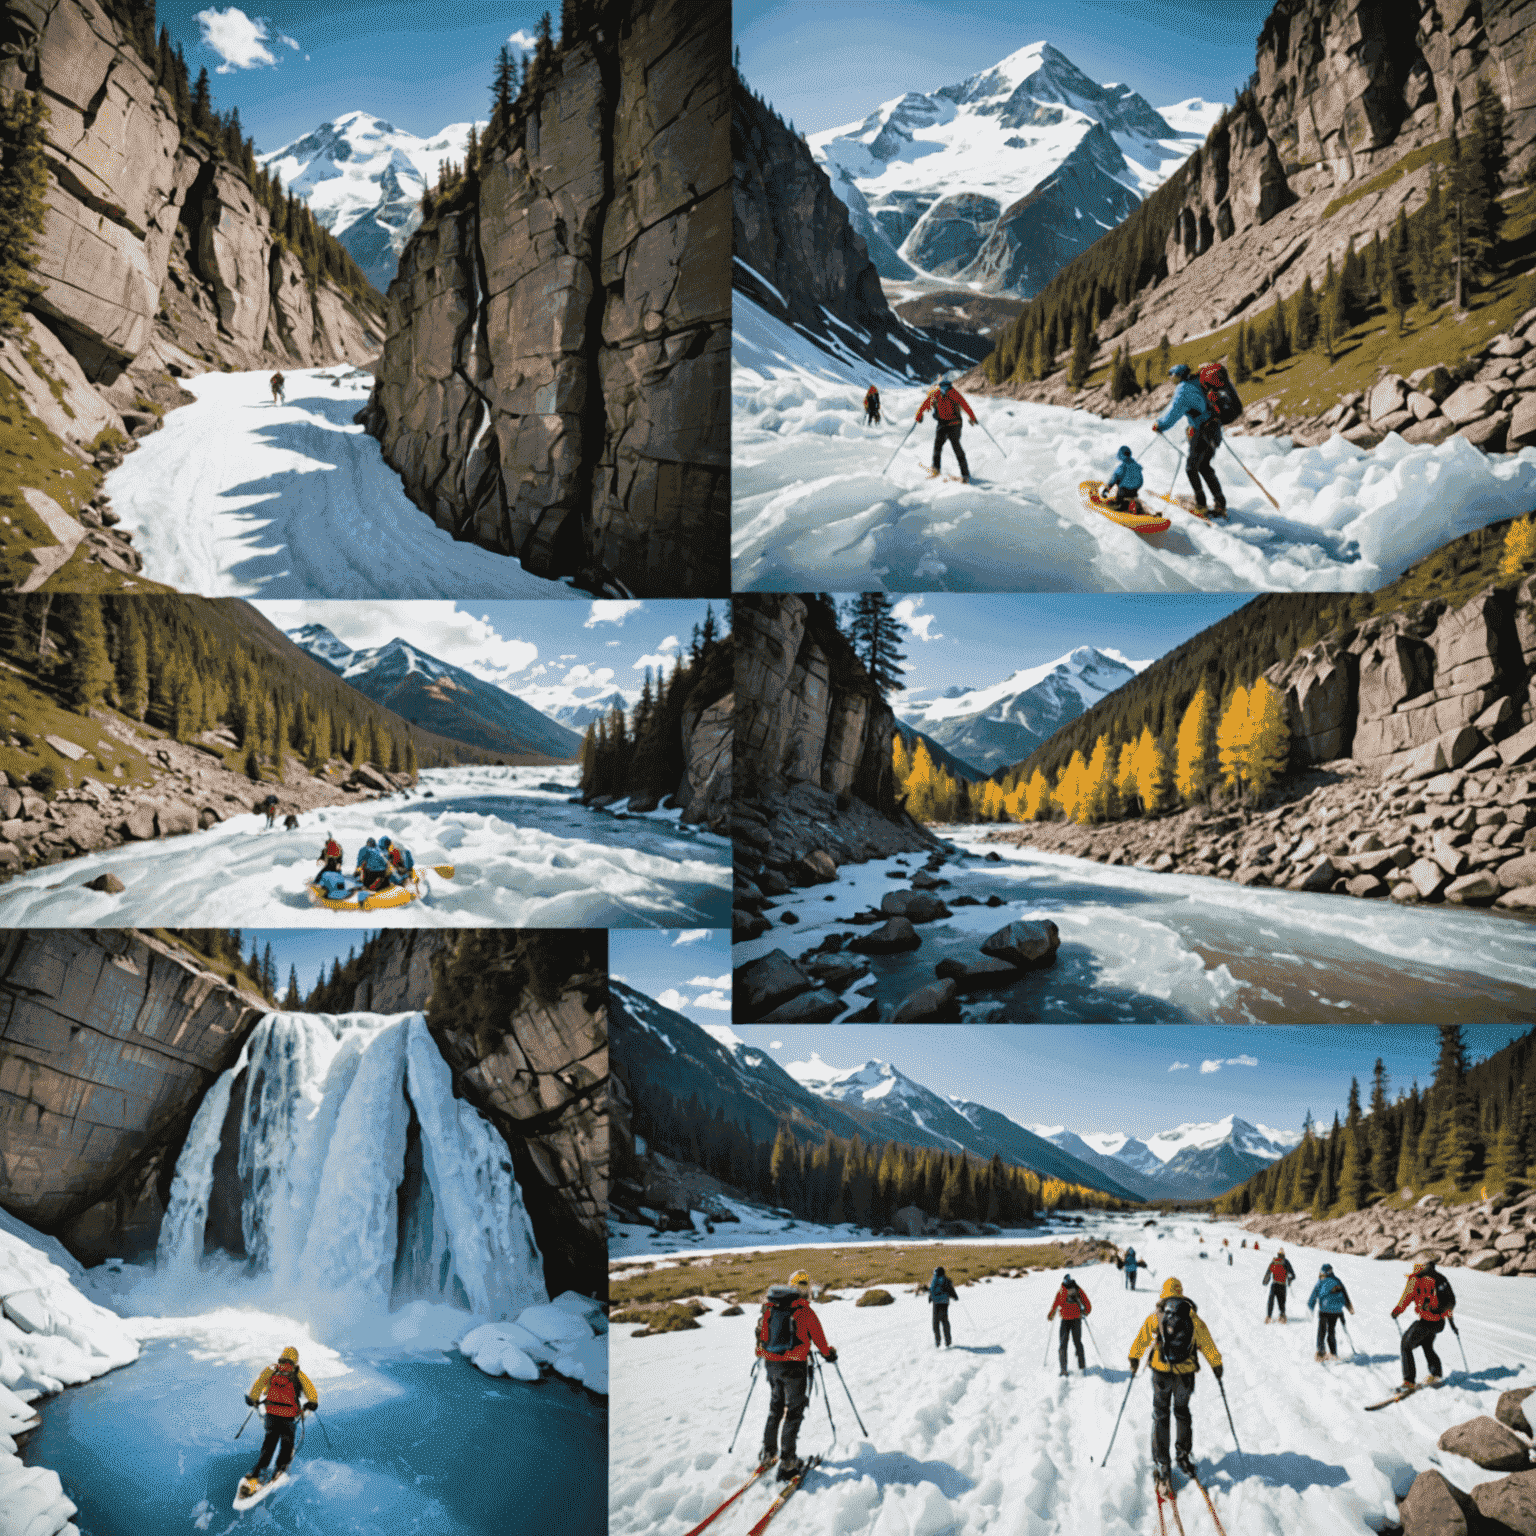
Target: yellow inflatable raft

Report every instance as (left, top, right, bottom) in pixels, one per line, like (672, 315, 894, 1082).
(306, 871, 427, 911)
(1078, 480, 1170, 535)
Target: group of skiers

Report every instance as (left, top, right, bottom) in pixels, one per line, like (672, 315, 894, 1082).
(314, 833, 416, 901)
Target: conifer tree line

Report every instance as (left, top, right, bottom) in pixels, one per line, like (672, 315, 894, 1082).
(0, 595, 513, 781)
(985, 75, 1520, 390)
(629, 1085, 1122, 1228)
(578, 606, 730, 801)
(1214, 1026, 1536, 1218)
(0, 88, 51, 333)
(167, 928, 281, 1003)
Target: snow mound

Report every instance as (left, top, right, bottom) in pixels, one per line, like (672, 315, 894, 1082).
(459, 1296, 608, 1395)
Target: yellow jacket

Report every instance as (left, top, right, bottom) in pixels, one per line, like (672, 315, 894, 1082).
(1129, 1301, 1223, 1375)
(247, 1362, 319, 1411)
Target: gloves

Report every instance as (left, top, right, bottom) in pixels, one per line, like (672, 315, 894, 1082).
(245, 1395, 256, 1407)
(823, 1348, 837, 1364)
(1151, 423, 1162, 433)
(1348, 1306, 1355, 1315)
(1212, 1366, 1223, 1382)
(303, 1401, 317, 1413)
(1128, 1358, 1139, 1377)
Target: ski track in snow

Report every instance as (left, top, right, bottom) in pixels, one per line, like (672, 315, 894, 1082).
(732, 296, 1536, 592)
(0, 766, 728, 928)
(611, 1213, 1536, 1536)
(106, 368, 579, 598)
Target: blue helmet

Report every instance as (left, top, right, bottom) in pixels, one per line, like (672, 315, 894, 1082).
(1168, 362, 1191, 381)
(379, 836, 393, 849)
(1320, 1263, 1334, 1275)
(1118, 445, 1132, 459)
(365, 837, 377, 847)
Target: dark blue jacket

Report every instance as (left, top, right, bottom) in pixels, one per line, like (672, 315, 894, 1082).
(357, 844, 390, 875)
(1307, 1275, 1351, 1314)
(929, 1271, 958, 1304)
(1122, 1249, 1138, 1272)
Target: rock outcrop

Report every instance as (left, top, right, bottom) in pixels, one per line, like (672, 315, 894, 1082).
(345, 931, 455, 1013)
(360, 0, 729, 598)
(0, 931, 265, 1263)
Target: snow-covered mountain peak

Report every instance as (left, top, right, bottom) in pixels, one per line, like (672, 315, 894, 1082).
(1144, 1114, 1299, 1163)
(787, 1055, 921, 1105)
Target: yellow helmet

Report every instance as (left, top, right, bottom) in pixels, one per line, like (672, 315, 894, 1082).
(279, 1346, 299, 1364)
(1160, 1277, 1184, 1299)
(789, 1270, 810, 1287)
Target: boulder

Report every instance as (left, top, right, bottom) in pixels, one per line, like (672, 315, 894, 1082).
(1497, 1387, 1536, 1437)
(1406, 390, 1440, 421)
(0, 787, 19, 820)
(1489, 333, 1530, 357)
(1438, 1416, 1532, 1472)
(1498, 886, 1536, 910)
(1407, 858, 1447, 900)
(42, 734, 87, 762)
(1466, 1249, 1506, 1271)
(1368, 374, 1409, 421)
(760, 988, 844, 1022)
(1497, 854, 1536, 891)
(805, 958, 870, 991)
(155, 802, 199, 837)
(879, 890, 952, 923)
(849, 917, 922, 955)
(197, 807, 222, 830)
(1376, 409, 1416, 435)
(84, 873, 125, 894)
(734, 909, 771, 941)
(892, 1206, 937, 1237)
(1499, 723, 1536, 768)
(1293, 855, 1339, 892)
(757, 870, 792, 896)
(891, 979, 961, 1022)
(1409, 365, 1453, 401)
(1430, 832, 1470, 877)
(1401, 417, 1459, 446)
(1471, 1469, 1536, 1533)
(1496, 1230, 1531, 1251)
(1445, 870, 1501, 904)
(121, 806, 157, 840)
(979, 920, 1060, 970)
(934, 955, 1025, 992)
(350, 764, 393, 793)
(1342, 423, 1384, 448)
(1457, 411, 1511, 452)
(733, 951, 813, 1021)
(1345, 873, 1386, 897)
(1399, 1468, 1475, 1536)
(793, 850, 838, 885)
(1441, 381, 1499, 425)
(1510, 393, 1536, 449)
(910, 871, 947, 890)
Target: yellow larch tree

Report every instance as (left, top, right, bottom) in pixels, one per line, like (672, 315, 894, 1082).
(1054, 750, 1089, 821)
(1175, 686, 1213, 803)
(893, 732, 912, 786)
(1245, 677, 1291, 799)
(1501, 513, 1536, 580)
(1115, 739, 1138, 814)
(1022, 768, 1050, 820)
(906, 738, 937, 821)
(1132, 725, 1165, 814)
(1216, 683, 1251, 792)
(1081, 734, 1114, 823)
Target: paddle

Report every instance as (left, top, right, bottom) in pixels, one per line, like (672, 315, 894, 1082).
(432, 865, 456, 879)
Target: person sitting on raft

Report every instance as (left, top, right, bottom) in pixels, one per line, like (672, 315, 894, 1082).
(317, 835, 343, 875)
(354, 837, 392, 893)
(315, 868, 361, 900)
(1102, 445, 1145, 507)
(379, 836, 415, 885)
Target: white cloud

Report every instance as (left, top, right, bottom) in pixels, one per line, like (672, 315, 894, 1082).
(507, 28, 537, 52)
(657, 635, 681, 653)
(1200, 1059, 1223, 1074)
(527, 664, 547, 678)
(688, 974, 730, 988)
(278, 32, 298, 50)
(561, 665, 615, 691)
(1168, 1061, 1190, 1072)
(655, 988, 691, 1011)
(893, 596, 943, 643)
(197, 7, 289, 72)
(606, 640, 622, 647)
(634, 651, 684, 673)
(586, 600, 644, 628)
(672, 930, 711, 946)
(559, 655, 577, 662)
(770, 1041, 783, 1050)
(692, 991, 730, 1011)
(1227, 1054, 1259, 1068)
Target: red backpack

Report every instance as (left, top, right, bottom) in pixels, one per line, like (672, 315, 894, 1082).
(265, 1365, 300, 1417)
(1199, 362, 1243, 425)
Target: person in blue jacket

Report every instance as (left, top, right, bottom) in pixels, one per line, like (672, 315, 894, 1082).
(1102, 445, 1145, 508)
(1121, 1245, 1140, 1291)
(379, 835, 415, 885)
(1152, 363, 1226, 516)
(354, 837, 392, 896)
(1307, 1263, 1354, 1361)
(929, 1265, 959, 1348)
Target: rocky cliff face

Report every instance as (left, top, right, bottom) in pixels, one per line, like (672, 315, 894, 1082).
(360, 0, 729, 599)
(0, 931, 263, 1263)
(1, 0, 383, 435)
(346, 931, 455, 1013)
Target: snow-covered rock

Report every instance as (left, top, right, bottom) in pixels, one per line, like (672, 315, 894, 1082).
(457, 1324, 541, 1381)
(516, 1304, 596, 1346)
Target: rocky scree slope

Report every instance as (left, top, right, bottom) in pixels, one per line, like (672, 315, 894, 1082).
(359, 0, 729, 599)
(1398, 1381, 1536, 1534)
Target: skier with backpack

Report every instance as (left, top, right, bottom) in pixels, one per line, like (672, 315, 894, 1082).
(864, 385, 882, 426)
(1120, 1245, 1140, 1291)
(238, 1346, 318, 1500)
(1262, 1248, 1296, 1322)
(1128, 1277, 1223, 1491)
(1391, 1259, 1454, 1390)
(755, 1269, 838, 1482)
(916, 376, 977, 483)
(929, 1265, 959, 1348)
(1306, 1263, 1355, 1361)
(1152, 362, 1240, 517)
(1047, 1274, 1091, 1376)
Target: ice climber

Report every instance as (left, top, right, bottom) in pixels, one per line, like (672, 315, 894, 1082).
(916, 376, 977, 483)
(1391, 1258, 1455, 1389)
(756, 1268, 838, 1482)
(1128, 1277, 1223, 1491)
(379, 835, 415, 884)
(929, 1265, 959, 1348)
(270, 371, 285, 405)
(355, 836, 392, 895)
(1307, 1263, 1354, 1361)
(1262, 1248, 1296, 1322)
(1152, 362, 1226, 516)
(1102, 445, 1145, 507)
(317, 836, 344, 875)
(1048, 1273, 1091, 1375)
(1121, 1245, 1140, 1291)
(239, 1346, 317, 1498)
(864, 385, 881, 425)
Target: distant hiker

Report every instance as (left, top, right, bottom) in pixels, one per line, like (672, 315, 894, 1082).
(239, 1346, 317, 1499)
(916, 376, 977, 483)
(756, 1269, 837, 1482)
(929, 1265, 959, 1348)
(1048, 1274, 1091, 1376)
(1262, 1248, 1296, 1322)
(1102, 445, 1144, 507)
(318, 836, 343, 875)
(283, 812, 299, 831)
(1152, 362, 1226, 516)
(270, 371, 285, 405)
(379, 835, 415, 885)
(1128, 1277, 1223, 1491)
(1391, 1259, 1454, 1390)
(1307, 1263, 1354, 1362)
(1121, 1246, 1140, 1291)
(259, 793, 279, 829)
(354, 837, 392, 894)
(864, 385, 881, 425)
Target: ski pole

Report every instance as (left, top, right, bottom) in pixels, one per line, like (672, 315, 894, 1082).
(831, 1359, 868, 1439)
(882, 419, 919, 475)
(1043, 1324, 1053, 1369)
(727, 1360, 761, 1454)
(1216, 1376, 1247, 1479)
(1221, 438, 1279, 509)
(975, 417, 1008, 461)
(815, 1356, 837, 1449)
(1099, 1370, 1138, 1464)
(1084, 1318, 1106, 1368)
(1449, 1316, 1469, 1374)
(1340, 1318, 1357, 1359)
(309, 1406, 334, 1451)
(234, 1399, 262, 1439)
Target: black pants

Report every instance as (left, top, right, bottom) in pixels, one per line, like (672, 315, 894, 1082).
(251, 1412, 297, 1477)
(932, 420, 970, 477)
(762, 1360, 810, 1459)
(1266, 1282, 1288, 1319)
(1401, 1318, 1444, 1383)
(865, 406, 880, 425)
(1125, 1268, 1138, 1290)
(1058, 1316, 1084, 1371)
(321, 856, 342, 874)
(1151, 1370, 1195, 1468)
(932, 1303, 951, 1347)
(1186, 420, 1224, 508)
(1316, 1312, 1341, 1356)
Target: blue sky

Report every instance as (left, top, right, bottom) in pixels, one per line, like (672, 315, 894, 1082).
(153, 2, 544, 148)
(244, 928, 376, 999)
(727, 1026, 1534, 1140)
(253, 598, 726, 719)
(877, 594, 1253, 701)
(735, 0, 1276, 136)
(610, 931, 731, 1029)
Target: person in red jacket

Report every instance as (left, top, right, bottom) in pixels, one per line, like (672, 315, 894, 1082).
(1262, 1248, 1295, 1322)
(864, 384, 881, 425)
(239, 1345, 317, 1498)
(1047, 1273, 1091, 1376)
(756, 1269, 838, 1482)
(916, 377, 978, 482)
(317, 836, 343, 875)
(1391, 1258, 1454, 1389)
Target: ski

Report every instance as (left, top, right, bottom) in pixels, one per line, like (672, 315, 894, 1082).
(683, 1459, 776, 1536)
(745, 1456, 821, 1536)
(1365, 1385, 1419, 1411)
(1182, 1470, 1229, 1536)
(1154, 1476, 1186, 1536)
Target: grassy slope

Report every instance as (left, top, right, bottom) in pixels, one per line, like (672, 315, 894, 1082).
(0, 663, 158, 796)
(148, 928, 275, 1007)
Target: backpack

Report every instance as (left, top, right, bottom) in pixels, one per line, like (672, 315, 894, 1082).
(1063, 1280, 1080, 1307)
(1432, 1272, 1456, 1314)
(760, 1294, 799, 1354)
(1124, 1248, 1135, 1265)
(1157, 1297, 1195, 1366)
(1199, 362, 1242, 425)
(265, 1365, 299, 1417)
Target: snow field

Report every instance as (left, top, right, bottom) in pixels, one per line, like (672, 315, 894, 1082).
(732, 298, 1536, 592)
(105, 368, 581, 597)
(611, 1214, 1536, 1536)
(0, 766, 730, 929)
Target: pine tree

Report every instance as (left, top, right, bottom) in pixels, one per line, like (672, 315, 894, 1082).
(0, 90, 52, 332)
(847, 594, 906, 695)
(1293, 273, 1319, 351)
(405, 736, 418, 780)
(1174, 686, 1213, 803)
(62, 598, 112, 709)
(1068, 311, 1093, 389)
(1232, 322, 1250, 384)
(1157, 334, 1170, 378)
(1245, 677, 1290, 800)
(1268, 287, 1290, 363)
(191, 67, 214, 134)
(1110, 343, 1139, 400)
(1216, 683, 1251, 793)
